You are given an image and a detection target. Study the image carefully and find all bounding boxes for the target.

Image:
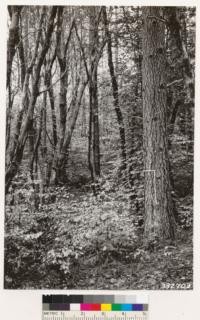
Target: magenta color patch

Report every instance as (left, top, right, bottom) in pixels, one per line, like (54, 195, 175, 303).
(80, 304, 92, 311)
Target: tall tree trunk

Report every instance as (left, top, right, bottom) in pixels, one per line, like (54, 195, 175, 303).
(103, 7, 127, 173)
(53, 58, 68, 183)
(40, 89, 48, 189)
(142, 7, 176, 241)
(88, 6, 101, 182)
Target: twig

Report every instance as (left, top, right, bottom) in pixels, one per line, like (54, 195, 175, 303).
(167, 78, 183, 88)
(147, 15, 166, 23)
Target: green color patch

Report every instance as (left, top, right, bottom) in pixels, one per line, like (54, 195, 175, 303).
(112, 304, 122, 311)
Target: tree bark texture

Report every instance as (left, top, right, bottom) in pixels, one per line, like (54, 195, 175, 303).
(142, 7, 176, 240)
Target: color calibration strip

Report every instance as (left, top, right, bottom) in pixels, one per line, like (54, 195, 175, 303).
(42, 295, 149, 320)
(43, 303, 148, 311)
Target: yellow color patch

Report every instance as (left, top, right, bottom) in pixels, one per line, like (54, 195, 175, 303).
(101, 304, 112, 311)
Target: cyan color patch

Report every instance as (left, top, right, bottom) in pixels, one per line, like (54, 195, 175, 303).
(121, 304, 133, 311)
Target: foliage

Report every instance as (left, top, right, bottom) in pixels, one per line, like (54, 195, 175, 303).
(5, 156, 193, 289)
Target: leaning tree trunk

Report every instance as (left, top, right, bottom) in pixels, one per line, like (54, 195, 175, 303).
(142, 7, 176, 241)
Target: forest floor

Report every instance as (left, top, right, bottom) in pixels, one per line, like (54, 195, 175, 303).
(4, 183, 193, 290)
(4, 136, 193, 289)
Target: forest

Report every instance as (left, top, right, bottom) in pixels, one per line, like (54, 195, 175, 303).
(4, 6, 194, 289)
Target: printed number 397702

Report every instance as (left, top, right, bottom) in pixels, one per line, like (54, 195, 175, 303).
(161, 283, 192, 289)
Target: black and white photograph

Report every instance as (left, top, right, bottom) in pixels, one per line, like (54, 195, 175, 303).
(4, 5, 194, 289)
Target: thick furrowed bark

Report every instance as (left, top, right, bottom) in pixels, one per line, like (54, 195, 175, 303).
(142, 7, 176, 241)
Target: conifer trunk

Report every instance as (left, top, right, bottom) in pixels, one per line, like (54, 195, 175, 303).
(142, 7, 176, 240)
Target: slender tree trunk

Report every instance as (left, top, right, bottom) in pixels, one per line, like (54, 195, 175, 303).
(88, 7, 101, 182)
(103, 7, 127, 172)
(40, 89, 48, 189)
(29, 107, 42, 183)
(81, 93, 87, 137)
(47, 75, 57, 147)
(53, 57, 68, 183)
(58, 62, 68, 156)
(6, 84, 13, 150)
(142, 7, 176, 241)
(114, 7, 119, 83)
(29, 107, 42, 211)
(53, 74, 68, 183)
